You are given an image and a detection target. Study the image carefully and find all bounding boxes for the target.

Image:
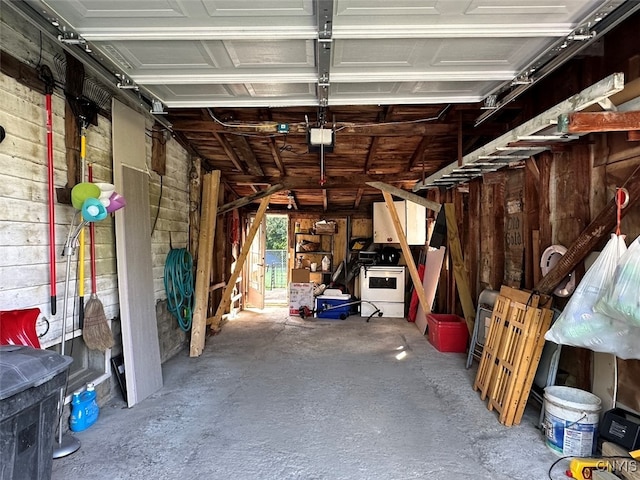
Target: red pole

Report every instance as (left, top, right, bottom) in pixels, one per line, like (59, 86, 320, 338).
(46, 93, 57, 315)
(88, 165, 97, 294)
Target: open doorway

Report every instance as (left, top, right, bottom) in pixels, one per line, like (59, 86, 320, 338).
(264, 214, 288, 306)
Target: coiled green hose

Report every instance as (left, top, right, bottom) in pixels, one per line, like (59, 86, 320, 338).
(164, 248, 194, 332)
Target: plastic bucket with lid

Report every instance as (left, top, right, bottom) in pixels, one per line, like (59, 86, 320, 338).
(543, 386, 602, 456)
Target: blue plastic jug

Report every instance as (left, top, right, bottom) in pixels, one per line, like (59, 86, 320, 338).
(70, 382, 99, 432)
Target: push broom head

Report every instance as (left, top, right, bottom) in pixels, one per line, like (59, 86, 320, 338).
(82, 294, 114, 351)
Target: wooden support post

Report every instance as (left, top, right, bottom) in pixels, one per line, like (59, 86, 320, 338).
(444, 203, 476, 334)
(189, 171, 221, 357)
(188, 157, 202, 262)
(381, 191, 431, 317)
(210, 196, 271, 332)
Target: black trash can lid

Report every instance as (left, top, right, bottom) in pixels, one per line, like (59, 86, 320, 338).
(0, 345, 73, 400)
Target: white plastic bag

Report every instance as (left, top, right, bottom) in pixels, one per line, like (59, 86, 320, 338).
(544, 234, 639, 358)
(595, 235, 640, 328)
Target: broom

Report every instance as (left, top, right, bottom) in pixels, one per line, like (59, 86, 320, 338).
(82, 164, 114, 351)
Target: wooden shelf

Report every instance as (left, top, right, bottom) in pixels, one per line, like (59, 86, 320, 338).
(294, 232, 334, 273)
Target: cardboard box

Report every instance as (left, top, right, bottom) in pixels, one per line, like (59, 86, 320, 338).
(289, 283, 314, 316)
(291, 268, 310, 283)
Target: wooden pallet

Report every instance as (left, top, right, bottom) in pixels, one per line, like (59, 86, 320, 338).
(474, 286, 539, 399)
(509, 307, 553, 425)
(473, 285, 551, 425)
(474, 293, 509, 398)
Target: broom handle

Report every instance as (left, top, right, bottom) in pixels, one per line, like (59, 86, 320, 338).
(46, 93, 57, 316)
(78, 131, 86, 328)
(88, 164, 97, 295)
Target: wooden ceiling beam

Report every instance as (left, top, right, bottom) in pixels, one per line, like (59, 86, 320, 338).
(212, 132, 245, 173)
(354, 188, 364, 209)
(364, 136, 380, 173)
(558, 111, 640, 133)
(364, 107, 393, 173)
(268, 138, 286, 175)
(407, 136, 432, 170)
(224, 172, 423, 189)
(172, 120, 456, 136)
(229, 135, 264, 176)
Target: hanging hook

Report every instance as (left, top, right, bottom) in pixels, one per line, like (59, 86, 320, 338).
(615, 187, 629, 235)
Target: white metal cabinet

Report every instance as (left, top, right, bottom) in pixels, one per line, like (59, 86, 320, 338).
(373, 200, 426, 245)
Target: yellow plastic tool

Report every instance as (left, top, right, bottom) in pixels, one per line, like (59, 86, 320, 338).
(567, 458, 611, 480)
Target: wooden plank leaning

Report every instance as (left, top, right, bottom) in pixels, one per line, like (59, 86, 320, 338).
(444, 203, 476, 335)
(381, 191, 431, 319)
(209, 195, 272, 333)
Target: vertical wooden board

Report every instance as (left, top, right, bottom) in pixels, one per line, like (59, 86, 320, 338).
(617, 359, 640, 413)
(479, 181, 494, 288)
(212, 186, 226, 315)
(332, 218, 347, 267)
(116, 167, 163, 407)
(351, 218, 372, 239)
(468, 180, 481, 301)
(444, 203, 476, 334)
(188, 157, 202, 262)
(492, 181, 506, 290)
(504, 169, 525, 287)
(480, 172, 505, 290)
(592, 352, 618, 414)
(151, 125, 166, 175)
(112, 99, 162, 407)
(532, 230, 541, 286)
(538, 152, 553, 250)
(524, 159, 540, 290)
(190, 171, 220, 357)
(553, 146, 591, 247)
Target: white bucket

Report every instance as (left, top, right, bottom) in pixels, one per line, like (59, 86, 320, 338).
(543, 386, 602, 457)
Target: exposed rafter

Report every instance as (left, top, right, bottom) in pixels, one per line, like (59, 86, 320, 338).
(268, 138, 286, 175)
(213, 133, 245, 173)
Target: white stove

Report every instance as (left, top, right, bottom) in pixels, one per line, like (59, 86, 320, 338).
(359, 265, 405, 318)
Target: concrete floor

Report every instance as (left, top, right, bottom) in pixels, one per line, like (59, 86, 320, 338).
(52, 308, 563, 480)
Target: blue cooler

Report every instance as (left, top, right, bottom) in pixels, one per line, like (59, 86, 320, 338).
(315, 294, 351, 319)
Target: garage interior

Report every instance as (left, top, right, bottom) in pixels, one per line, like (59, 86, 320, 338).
(1, 1, 640, 480)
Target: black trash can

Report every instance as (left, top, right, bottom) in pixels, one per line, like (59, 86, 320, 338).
(0, 345, 73, 480)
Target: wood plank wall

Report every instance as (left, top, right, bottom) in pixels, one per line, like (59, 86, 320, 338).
(0, 73, 191, 350)
(596, 134, 640, 413)
(458, 137, 640, 412)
